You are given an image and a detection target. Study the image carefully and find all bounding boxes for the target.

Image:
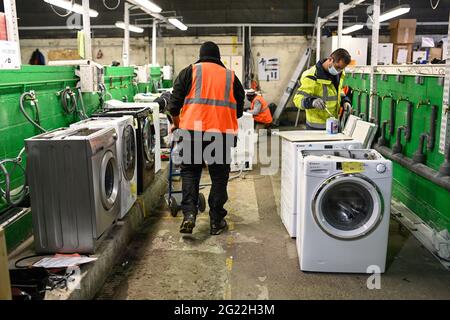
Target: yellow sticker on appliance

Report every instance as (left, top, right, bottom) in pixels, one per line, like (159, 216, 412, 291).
(342, 162, 364, 173)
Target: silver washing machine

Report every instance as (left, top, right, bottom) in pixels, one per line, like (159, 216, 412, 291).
(25, 127, 121, 254)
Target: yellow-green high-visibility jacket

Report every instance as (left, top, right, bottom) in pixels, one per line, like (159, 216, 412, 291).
(293, 63, 346, 129)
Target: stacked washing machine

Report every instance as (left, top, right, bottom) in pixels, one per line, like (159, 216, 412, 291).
(278, 117, 377, 238)
(93, 102, 161, 195)
(296, 149, 392, 273)
(70, 116, 137, 219)
(26, 127, 121, 253)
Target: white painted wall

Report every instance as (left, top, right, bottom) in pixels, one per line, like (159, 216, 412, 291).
(20, 35, 308, 104)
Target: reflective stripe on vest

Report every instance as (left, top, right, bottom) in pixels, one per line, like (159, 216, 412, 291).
(251, 96, 272, 124)
(180, 62, 238, 133)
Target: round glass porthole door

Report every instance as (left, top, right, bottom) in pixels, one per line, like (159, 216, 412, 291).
(142, 118, 155, 165)
(312, 174, 383, 240)
(122, 124, 136, 181)
(100, 151, 120, 210)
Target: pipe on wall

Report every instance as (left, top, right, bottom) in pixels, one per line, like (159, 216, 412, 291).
(375, 145, 450, 192)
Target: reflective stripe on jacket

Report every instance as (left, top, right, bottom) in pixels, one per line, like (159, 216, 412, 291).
(180, 62, 238, 134)
(293, 65, 345, 129)
(251, 95, 272, 124)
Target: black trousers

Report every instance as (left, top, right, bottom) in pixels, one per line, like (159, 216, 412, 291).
(178, 132, 234, 222)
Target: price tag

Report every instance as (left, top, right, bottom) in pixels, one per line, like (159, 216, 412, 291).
(342, 162, 364, 173)
(0, 41, 20, 69)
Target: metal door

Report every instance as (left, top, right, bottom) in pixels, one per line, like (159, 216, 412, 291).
(100, 151, 120, 210)
(122, 124, 136, 181)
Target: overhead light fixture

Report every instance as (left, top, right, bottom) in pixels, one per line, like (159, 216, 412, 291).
(379, 4, 410, 23)
(342, 24, 364, 34)
(168, 18, 188, 31)
(44, 0, 99, 18)
(115, 22, 144, 33)
(131, 0, 162, 13)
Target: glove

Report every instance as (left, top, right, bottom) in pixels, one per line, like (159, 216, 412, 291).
(154, 91, 171, 113)
(312, 98, 326, 110)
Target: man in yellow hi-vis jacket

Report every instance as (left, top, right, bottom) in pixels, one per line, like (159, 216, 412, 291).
(294, 48, 352, 130)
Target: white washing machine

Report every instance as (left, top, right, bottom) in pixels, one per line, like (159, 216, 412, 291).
(280, 138, 362, 238)
(26, 127, 121, 253)
(70, 116, 137, 219)
(296, 149, 392, 273)
(278, 119, 377, 238)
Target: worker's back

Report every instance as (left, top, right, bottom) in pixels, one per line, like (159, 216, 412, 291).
(180, 62, 238, 134)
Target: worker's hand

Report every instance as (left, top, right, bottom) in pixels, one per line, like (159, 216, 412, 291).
(170, 124, 179, 133)
(312, 98, 327, 110)
(343, 102, 353, 114)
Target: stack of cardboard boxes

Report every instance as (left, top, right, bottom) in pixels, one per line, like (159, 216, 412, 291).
(389, 19, 416, 64)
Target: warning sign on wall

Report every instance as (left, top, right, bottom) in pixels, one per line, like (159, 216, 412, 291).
(0, 40, 20, 69)
(258, 57, 280, 81)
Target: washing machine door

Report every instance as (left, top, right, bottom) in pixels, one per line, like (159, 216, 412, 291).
(122, 124, 136, 181)
(142, 117, 155, 165)
(100, 151, 120, 210)
(312, 174, 383, 240)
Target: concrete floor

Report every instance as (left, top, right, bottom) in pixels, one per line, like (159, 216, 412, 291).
(97, 160, 450, 300)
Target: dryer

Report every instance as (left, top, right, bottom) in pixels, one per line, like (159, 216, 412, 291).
(296, 149, 392, 273)
(70, 116, 137, 219)
(92, 106, 159, 195)
(26, 127, 121, 254)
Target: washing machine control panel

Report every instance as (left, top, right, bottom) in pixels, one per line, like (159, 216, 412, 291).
(376, 163, 387, 173)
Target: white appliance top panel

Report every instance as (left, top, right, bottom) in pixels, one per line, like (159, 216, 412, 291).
(276, 130, 352, 142)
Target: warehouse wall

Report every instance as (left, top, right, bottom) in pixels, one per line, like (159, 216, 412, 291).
(20, 35, 308, 105)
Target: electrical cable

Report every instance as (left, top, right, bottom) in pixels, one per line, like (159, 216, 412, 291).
(103, 0, 121, 10)
(19, 92, 46, 133)
(430, 0, 440, 10)
(49, 3, 72, 18)
(0, 159, 28, 207)
(76, 87, 88, 119)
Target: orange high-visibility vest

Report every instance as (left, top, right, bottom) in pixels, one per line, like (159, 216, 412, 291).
(179, 62, 238, 134)
(251, 95, 272, 124)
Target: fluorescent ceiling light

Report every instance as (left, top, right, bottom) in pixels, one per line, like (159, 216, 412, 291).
(44, 0, 99, 18)
(131, 0, 162, 13)
(115, 22, 144, 33)
(379, 4, 410, 23)
(342, 24, 364, 34)
(168, 18, 188, 31)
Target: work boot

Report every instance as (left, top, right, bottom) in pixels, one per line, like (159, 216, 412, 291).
(180, 213, 196, 234)
(210, 219, 228, 235)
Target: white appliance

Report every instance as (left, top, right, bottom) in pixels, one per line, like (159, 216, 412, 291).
(297, 149, 392, 273)
(230, 112, 255, 172)
(321, 36, 368, 65)
(104, 100, 161, 173)
(26, 127, 121, 253)
(70, 116, 137, 219)
(378, 43, 393, 65)
(278, 119, 377, 238)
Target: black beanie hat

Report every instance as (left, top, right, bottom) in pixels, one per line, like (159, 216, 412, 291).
(199, 41, 221, 60)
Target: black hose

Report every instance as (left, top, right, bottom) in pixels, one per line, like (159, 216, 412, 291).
(0, 159, 28, 207)
(389, 98, 396, 136)
(76, 87, 88, 119)
(428, 105, 437, 151)
(412, 133, 428, 164)
(61, 88, 77, 114)
(392, 126, 405, 154)
(364, 92, 369, 122)
(19, 92, 46, 133)
(377, 120, 389, 147)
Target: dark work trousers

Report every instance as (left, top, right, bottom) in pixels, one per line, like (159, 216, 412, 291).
(178, 131, 234, 223)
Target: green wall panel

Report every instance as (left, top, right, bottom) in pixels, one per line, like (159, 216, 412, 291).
(344, 72, 450, 233)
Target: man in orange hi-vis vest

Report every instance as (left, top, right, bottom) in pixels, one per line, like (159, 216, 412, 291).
(168, 42, 245, 235)
(245, 89, 272, 129)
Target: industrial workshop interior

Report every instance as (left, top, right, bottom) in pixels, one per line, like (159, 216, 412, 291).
(0, 0, 450, 307)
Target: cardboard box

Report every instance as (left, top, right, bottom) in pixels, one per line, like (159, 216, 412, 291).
(428, 47, 443, 61)
(393, 44, 413, 64)
(378, 43, 393, 65)
(389, 19, 416, 44)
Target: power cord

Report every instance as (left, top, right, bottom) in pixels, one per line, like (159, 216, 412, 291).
(19, 91, 46, 133)
(60, 87, 77, 114)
